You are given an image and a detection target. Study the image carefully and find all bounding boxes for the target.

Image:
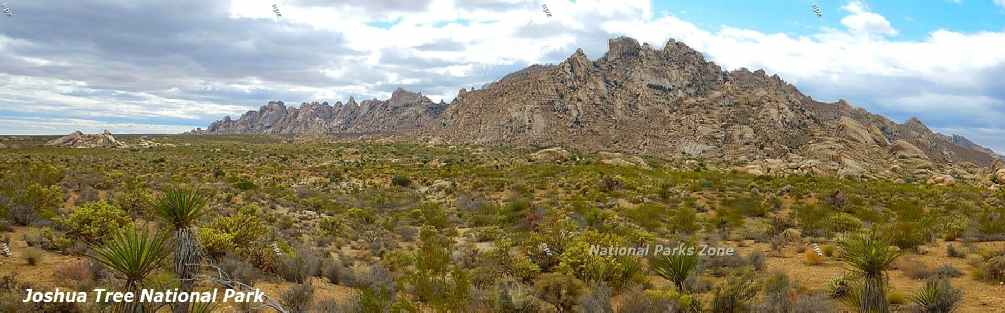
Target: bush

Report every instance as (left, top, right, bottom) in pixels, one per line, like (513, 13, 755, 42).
(495, 281, 545, 313)
(827, 213, 864, 234)
(534, 273, 585, 313)
(59, 201, 131, 243)
(910, 279, 962, 313)
(391, 175, 412, 187)
(822, 245, 835, 257)
(557, 230, 645, 289)
(803, 249, 823, 266)
(670, 206, 701, 234)
(756, 272, 792, 313)
(930, 265, 963, 279)
(280, 283, 314, 313)
(279, 246, 321, 284)
(198, 206, 269, 259)
(945, 244, 965, 258)
(577, 283, 613, 313)
(54, 260, 96, 290)
(219, 256, 261, 286)
(24, 248, 43, 266)
(234, 179, 257, 191)
(887, 290, 907, 305)
(973, 254, 1005, 283)
(323, 257, 353, 286)
(900, 259, 933, 280)
(793, 294, 835, 313)
(748, 251, 766, 271)
(618, 288, 701, 313)
(709, 271, 758, 313)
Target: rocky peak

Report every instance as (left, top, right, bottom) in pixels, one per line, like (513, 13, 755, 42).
(389, 88, 425, 107)
(605, 36, 642, 62)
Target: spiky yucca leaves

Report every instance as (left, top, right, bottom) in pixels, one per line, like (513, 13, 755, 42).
(156, 189, 208, 313)
(89, 225, 170, 313)
(157, 189, 208, 229)
(911, 279, 962, 313)
(837, 231, 900, 313)
(651, 248, 700, 293)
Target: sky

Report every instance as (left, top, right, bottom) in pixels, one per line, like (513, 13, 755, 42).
(0, 0, 1004, 153)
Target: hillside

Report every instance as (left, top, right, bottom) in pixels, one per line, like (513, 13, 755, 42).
(203, 36, 1002, 180)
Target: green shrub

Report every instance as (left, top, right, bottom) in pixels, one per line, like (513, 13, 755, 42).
(721, 195, 766, 217)
(534, 272, 585, 313)
(827, 213, 864, 234)
(670, 206, 701, 234)
(112, 180, 154, 217)
(558, 230, 645, 289)
(794, 203, 830, 237)
(625, 203, 669, 231)
(8, 183, 63, 225)
(391, 175, 412, 187)
(198, 206, 269, 258)
(59, 202, 130, 243)
(234, 179, 257, 191)
(24, 248, 44, 266)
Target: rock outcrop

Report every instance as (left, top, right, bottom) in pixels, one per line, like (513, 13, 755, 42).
(206, 88, 447, 135)
(204, 36, 1002, 178)
(45, 130, 128, 148)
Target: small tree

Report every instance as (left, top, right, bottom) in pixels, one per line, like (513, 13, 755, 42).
(838, 231, 900, 313)
(156, 189, 208, 313)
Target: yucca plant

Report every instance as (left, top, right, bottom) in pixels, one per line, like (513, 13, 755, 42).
(910, 279, 962, 313)
(651, 248, 700, 293)
(837, 231, 900, 313)
(89, 225, 170, 313)
(156, 189, 209, 313)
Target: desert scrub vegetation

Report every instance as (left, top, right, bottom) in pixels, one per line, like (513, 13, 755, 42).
(1, 138, 1003, 312)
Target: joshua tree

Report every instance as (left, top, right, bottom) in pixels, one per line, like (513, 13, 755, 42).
(89, 225, 170, 313)
(651, 247, 701, 293)
(837, 231, 900, 313)
(156, 189, 209, 313)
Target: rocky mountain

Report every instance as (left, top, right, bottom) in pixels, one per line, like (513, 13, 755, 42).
(204, 36, 1001, 180)
(45, 130, 127, 148)
(206, 88, 447, 135)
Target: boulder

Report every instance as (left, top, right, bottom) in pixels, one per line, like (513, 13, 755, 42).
(45, 130, 128, 148)
(837, 158, 866, 178)
(428, 180, 454, 193)
(927, 174, 956, 186)
(838, 116, 878, 145)
(530, 147, 571, 162)
(739, 164, 765, 176)
(993, 169, 1005, 184)
(598, 152, 650, 169)
(891, 140, 927, 159)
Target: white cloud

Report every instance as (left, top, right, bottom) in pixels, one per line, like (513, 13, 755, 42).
(0, 117, 194, 135)
(3, 0, 1005, 153)
(996, 0, 1005, 8)
(840, 1, 898, 36)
